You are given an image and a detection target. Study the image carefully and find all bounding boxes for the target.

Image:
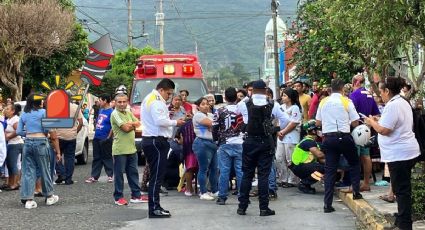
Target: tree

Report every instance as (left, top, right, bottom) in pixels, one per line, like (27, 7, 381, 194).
(290, 1, 364, 83)
(0, 0, 74, 101)
(89, 46, 162, 97)
(293, 0, 425, 97)
(205, 63, 250, 92)
(22, 23, 89, 97)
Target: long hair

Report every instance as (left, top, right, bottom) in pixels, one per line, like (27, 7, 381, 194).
(24, 93, 42, 113)
(282, 88, 302, 112)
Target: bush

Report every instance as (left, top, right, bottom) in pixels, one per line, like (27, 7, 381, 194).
(412, 162, 425, 220)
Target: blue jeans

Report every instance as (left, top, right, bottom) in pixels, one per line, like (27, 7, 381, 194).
(217, 144, 242, 199)
(91, 138, 113, 178)
(56, 139, 76, 183)
(6, 143, 23, 175)
(268, 160, 277, 192)
(20, 138, 54, 199)
(192, 137, 218, 194)
(113, 153, 141, 201)
(48, 146, 56, 181)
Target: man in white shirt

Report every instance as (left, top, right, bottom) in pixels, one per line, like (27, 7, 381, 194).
(316, 78, 362, 213)
(141, 78, 185, 218)
(236, 80, 289, 217)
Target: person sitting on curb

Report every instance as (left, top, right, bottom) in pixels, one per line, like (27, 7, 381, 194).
(289, 120, 325, 194)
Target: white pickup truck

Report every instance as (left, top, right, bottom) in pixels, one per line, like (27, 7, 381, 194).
(16, 101, 89, 164)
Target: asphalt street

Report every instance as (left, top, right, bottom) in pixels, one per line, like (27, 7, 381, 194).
(0, 144, 360, 230)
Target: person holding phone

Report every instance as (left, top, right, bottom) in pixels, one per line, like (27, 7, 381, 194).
(364, 77, 420, 230)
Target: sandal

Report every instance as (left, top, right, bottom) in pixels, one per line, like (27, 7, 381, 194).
(375, 180, 389, 187)
(34, 192, 43, 197)
(249, 190, 258, 197)
(379, 195, 395, 203)
(4, 185, 20, 191)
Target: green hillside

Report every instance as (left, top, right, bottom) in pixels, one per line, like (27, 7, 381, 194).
(74, 0, 298, 76)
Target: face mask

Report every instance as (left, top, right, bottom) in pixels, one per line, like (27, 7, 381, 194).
(317, 130, 323, 137)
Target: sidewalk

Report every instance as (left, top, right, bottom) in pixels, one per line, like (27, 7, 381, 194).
(337, 183, 425, 230)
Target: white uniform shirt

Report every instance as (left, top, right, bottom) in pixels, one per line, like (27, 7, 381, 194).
(278, 104, 302, 144)
(316, 93, 359, 133)
(378, 95, 420, 162)
(237, 94, 289, 127)
(141, 89, 177, 138)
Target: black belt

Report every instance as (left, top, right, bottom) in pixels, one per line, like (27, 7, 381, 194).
(245, 135, 269, 139)
(142, 136, 167, 140)
(323, 132, 350, 137)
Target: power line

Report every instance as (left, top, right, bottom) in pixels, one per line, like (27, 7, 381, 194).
(76, 7, 128, 45)
(75, 5, 292, 14)
(169, 0, 197, 42)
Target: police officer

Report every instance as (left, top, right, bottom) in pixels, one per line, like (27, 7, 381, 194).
(236, 80, 289, 216)
(315, 78, 363, 213)
(141, 78, 185, 218)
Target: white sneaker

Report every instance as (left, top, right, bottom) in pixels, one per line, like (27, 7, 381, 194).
(184, 191, 193, 197)
(209, 192, 219, 198)
(25, 200, 37, 209)
(199, 193, 215, 201)
(46, 195, 59, 206)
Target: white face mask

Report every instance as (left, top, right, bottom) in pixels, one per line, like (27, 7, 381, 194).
(316, 130, 323, 137)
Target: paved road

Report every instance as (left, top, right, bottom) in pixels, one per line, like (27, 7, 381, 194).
(0, 145, 359, 230)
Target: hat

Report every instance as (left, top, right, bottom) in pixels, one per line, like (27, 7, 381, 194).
(252, 80, 267, 89)
(115, 85, 128, 95)
(303, 119, 318, 131)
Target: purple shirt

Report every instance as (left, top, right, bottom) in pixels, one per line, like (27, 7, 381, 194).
(349, 87, 380, 117)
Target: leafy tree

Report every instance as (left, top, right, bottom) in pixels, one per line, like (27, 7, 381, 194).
(290, 1, 364, 83)
(293, 0, 425, 97)
(23, 23, 89, 97)
(89, 46, 162, 97)
(206, 63, 250, 92)
(0, 0, 74, 101)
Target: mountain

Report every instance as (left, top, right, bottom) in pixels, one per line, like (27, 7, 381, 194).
(73, 0, 299, 76)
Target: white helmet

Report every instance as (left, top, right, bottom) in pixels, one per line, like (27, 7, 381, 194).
(351, 124, 371, 147)
(115, 85, 128, 95)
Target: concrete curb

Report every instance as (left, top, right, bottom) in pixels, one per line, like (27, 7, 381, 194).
(337, 190, 393, 230)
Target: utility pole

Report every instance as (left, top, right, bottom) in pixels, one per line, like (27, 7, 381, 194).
(271, 0, 280, 96)
(156, 0, 165, 51)
(258, 66, 261, 80)
(127, 0, 133, 47)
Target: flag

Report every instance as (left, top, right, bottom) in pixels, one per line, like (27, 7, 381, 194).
(80, 34, 114, 86)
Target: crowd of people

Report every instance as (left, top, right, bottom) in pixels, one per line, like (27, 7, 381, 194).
(0, 74, 421, 229)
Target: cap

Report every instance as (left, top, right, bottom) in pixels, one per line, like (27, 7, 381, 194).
(302, 119, 318, 131)
(115, 85, 128, 95)
(252, 80, 267, 89)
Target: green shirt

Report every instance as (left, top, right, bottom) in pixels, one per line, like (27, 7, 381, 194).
(111, 109, 138, 155)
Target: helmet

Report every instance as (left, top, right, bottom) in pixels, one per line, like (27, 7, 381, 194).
(115, 85, 128, 95)
(302, 119, 318, 131)
(351, 124, 371, 146)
